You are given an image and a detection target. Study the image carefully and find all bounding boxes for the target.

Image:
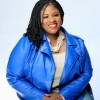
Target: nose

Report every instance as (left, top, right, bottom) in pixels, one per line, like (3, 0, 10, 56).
(49, 16, 56, 23)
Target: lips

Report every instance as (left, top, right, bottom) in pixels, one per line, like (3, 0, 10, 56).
(49, 23, 57, 28)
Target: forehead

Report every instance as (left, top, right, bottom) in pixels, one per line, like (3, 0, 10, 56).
(41, 4, 59, 14)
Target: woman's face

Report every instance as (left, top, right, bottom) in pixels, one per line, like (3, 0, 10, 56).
(41, 4, 62, 36)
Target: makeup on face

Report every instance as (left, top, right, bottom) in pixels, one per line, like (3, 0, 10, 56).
(41, 4, 62, 36)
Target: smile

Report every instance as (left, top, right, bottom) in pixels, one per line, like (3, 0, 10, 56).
(49, 23, 57, 28)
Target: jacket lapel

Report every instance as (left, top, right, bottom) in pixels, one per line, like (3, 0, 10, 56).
(60, 28, 80, 84)
(40, 38, 55, 92)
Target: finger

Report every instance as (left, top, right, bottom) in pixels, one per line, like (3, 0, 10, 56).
(45, 93, 51, 97)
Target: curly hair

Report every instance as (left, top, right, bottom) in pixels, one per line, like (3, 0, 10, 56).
(25, 0, 64, 50)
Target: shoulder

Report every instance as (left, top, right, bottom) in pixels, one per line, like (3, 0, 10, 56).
(69, 33, 84, 42)
(66, 32, 85, 47)
(15, 35, 31, 48)
(71, 34, 84, 46)
(61, 26, 84, 45)
(61, 26, 87, 54)
(67, 33, 87, 55)
(70, 34, 88, 57)
(9, 35, 33, 58)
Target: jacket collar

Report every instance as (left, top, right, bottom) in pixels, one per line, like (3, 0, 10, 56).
(42, 26, 77, 45)
(40, 26, 78, 56)
(59, 27, 80, 84)
(60, 26, 77, 46)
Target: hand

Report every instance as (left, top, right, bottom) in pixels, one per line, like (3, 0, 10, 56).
(42, 95, 51, 100)
(45, 93, 63, 100)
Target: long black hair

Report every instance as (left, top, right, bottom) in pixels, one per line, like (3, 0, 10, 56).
(25, 0, 64, 50)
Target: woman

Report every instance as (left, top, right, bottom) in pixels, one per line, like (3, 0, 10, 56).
(6, 0, 94, 100)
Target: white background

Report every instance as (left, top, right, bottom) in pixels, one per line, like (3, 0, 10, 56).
(0, 0, 100, 99)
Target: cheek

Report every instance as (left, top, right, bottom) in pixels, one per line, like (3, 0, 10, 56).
(42, 21, 48, 29)
(58, 17, 62, 24)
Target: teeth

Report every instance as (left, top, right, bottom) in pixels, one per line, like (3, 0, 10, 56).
(49, 24, 56, 28)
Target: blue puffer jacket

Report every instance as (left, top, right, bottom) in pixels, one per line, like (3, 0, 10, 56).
(6, 27, 93, 100)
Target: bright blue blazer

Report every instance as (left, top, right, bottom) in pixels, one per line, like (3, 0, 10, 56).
(6, 27, 93, 100)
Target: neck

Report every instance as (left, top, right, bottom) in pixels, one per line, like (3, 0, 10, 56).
(46, 32, 59, 47)
(47, 33, 59, 41)
(47, 30, 65, 53)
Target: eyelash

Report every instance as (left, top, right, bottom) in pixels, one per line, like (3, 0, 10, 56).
(54, 13, 60, 17)
(43, 13, 60, 19)
(43, 16, 48, 19)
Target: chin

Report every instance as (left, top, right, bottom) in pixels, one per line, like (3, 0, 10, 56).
(49, 29, 59, 34)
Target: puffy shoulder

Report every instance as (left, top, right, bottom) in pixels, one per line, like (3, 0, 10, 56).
(67, 33, 86, 55)
(70, 34, 87, 57)
(9, 35, 33, 61)
(70, 33, 84, 41)
(70, 33, 84, 45)
(13, 35, 32, 51)
(15, 35, 31, 48)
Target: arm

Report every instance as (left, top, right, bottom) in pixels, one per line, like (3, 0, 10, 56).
(59, 41, 93, 100)
(6, 36, 45, 100)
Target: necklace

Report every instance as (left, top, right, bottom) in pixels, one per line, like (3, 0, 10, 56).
(47, 30, 65, 53)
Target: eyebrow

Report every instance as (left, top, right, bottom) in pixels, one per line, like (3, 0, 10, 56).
(43, 12, 60, 15)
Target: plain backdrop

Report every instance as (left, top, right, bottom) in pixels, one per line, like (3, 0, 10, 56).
(0, 0, 100, 99)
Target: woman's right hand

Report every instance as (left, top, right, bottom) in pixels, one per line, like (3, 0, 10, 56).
(42, 95, 50, 100)
(42, 93, 63, 100)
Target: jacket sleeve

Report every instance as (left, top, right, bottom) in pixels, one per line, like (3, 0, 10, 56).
(6, 36, 45, 100)
(59, 40, 93, 100)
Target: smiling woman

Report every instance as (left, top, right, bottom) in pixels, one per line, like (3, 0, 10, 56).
(6, 0, 94, 100)
(41, 4, 62, 36)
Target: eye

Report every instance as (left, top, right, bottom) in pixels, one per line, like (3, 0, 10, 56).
(43, 16, 48, 19)
(53, 13, 60, 17)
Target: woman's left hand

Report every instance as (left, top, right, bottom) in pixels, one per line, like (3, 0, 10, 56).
(45, 93, 63, 100)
